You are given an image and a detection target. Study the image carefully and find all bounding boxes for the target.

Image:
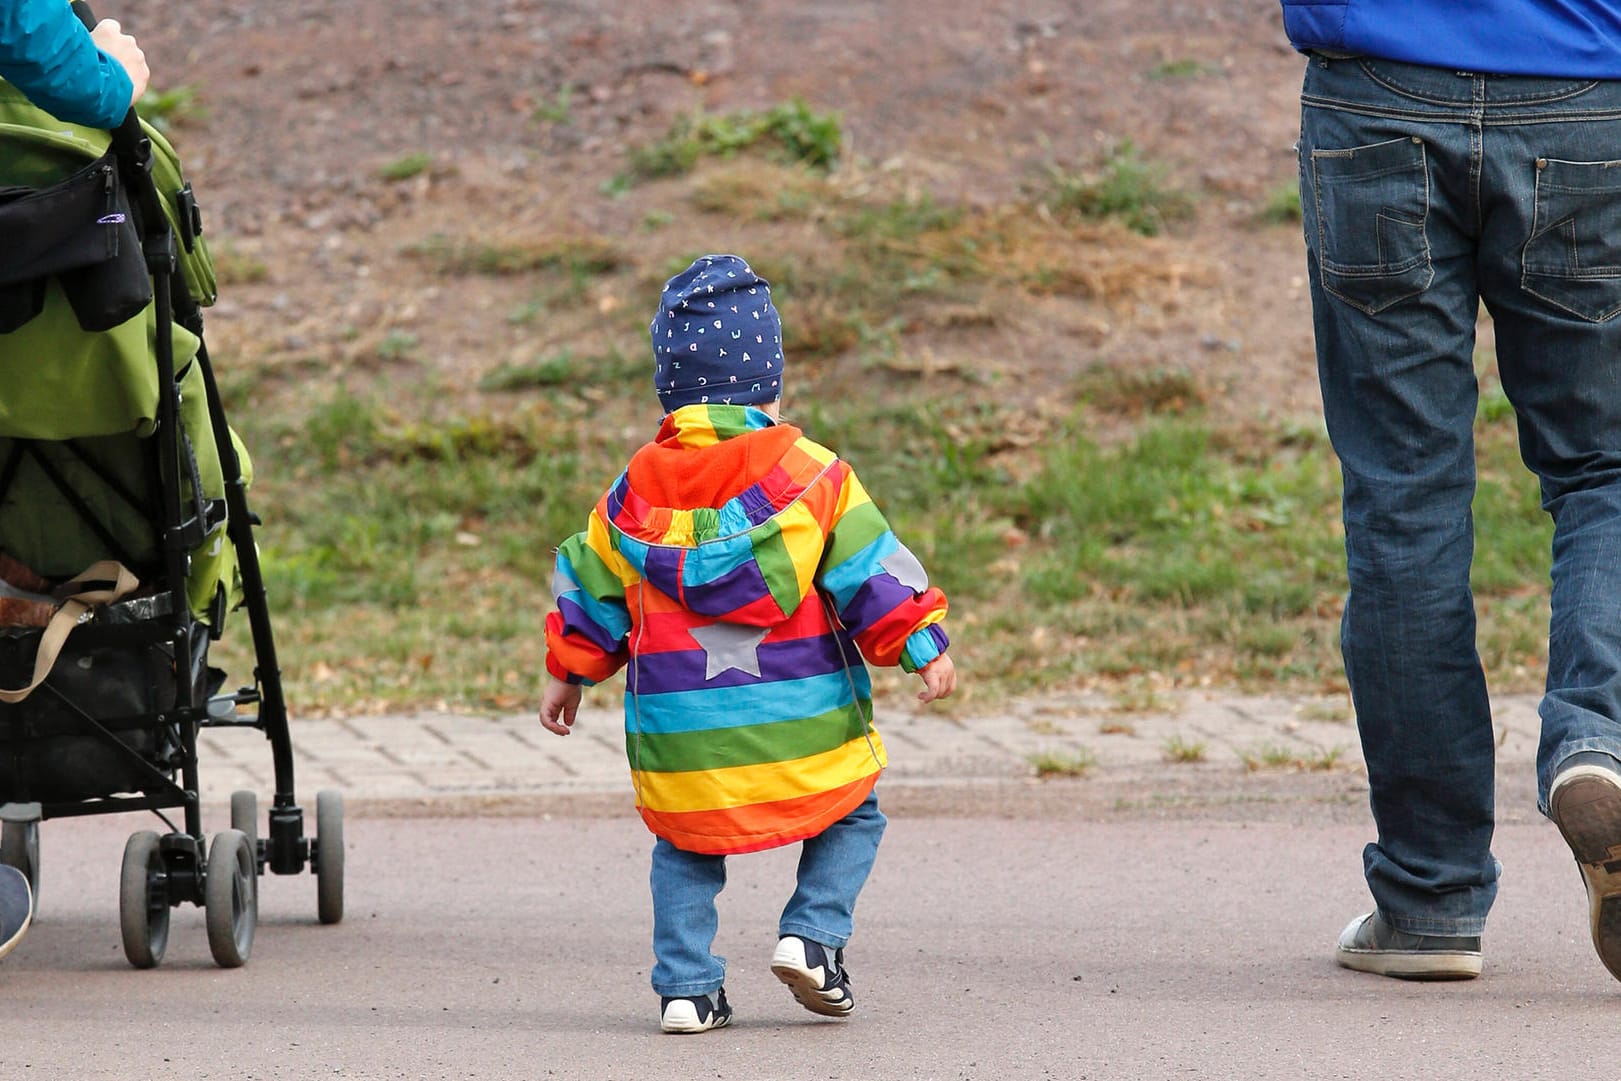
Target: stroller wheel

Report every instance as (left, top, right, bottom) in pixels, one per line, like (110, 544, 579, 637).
(119, 831, 169, 969)
(0, 817, 40, 908)
(205, 829, 256, 968)
(315, 790, 344, 925)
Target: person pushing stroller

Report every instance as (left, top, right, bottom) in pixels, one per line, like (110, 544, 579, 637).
(538, 253, 957, 1033)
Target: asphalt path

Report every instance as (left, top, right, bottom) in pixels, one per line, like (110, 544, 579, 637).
(1, 777, 1616, 1081)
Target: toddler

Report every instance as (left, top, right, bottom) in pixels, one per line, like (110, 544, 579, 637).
(539, 254, 956, 1033)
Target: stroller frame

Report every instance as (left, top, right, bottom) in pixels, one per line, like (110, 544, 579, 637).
(0, 1, 342, 968)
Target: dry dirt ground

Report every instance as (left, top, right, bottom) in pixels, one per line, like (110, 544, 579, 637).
(120, 0, 1322, 425)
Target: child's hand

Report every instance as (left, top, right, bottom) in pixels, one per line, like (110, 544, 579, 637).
(916, 654, 956, 703)
(539, 677, 584, 735)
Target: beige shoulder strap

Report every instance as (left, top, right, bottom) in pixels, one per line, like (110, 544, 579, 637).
(0, 561, 140, 705)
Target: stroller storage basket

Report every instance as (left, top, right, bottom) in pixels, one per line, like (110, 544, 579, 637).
(0, 623, 186, 804)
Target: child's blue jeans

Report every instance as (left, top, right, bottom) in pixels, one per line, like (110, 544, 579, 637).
(648, 788, 886, 997)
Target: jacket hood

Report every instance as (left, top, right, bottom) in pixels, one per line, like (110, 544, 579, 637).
(601, 404, 840, 626)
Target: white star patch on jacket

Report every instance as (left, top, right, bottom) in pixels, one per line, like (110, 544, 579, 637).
(689, 622, 770, 680)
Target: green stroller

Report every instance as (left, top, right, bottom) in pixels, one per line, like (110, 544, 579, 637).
(0, 14, 342, 969)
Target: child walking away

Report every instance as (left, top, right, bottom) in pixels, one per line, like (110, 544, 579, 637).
(539, 254, 956, 1034)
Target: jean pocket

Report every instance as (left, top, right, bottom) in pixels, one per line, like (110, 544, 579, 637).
(1310, 136, 1433, 314)
(1522, 157, 1621, 322)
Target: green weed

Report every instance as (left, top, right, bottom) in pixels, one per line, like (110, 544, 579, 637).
(1298, 698, 1353, 723)
(1041, 141, 1195, 236)
(534, 86, 575, 125)
(379, 153, 433, 182)
(1074, 364, 1206, 417)
(138, 85, 207, 131)
(376, 331, 419, 361)
(406, 234, 624, 278)
(479, 347, 642, 393)
(211, 242, 269, 286)
(1240, 742, 1349, 771)
(622, 99, 842, 184)
(1148, 59, 1221, 79)
(1163, 734, 1208, 763)
(1259, 182, 1302, 225)
(1028, 749, 1098, 778)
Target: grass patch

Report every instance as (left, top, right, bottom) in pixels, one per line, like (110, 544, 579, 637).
(376, 331, 419, 362)
(211, 242, 269, 286)
(1163, 734, 1207, 763)
(1147, 58, 1221, 79)
(202, 165, 1561, 716)
(690, 165, 834, 222)
(1299, 698, 1353, 723)
(1028, 749, 1097, 778)
(138, 85, 207, 131)
(213, 384, 1558, 713)
(479, 347, 642, 392)
(1020, 417, 1345, 613)
(1240, 743, 1350, 772)
(406, 234, 624, 277)
(622, 99, 842, 184)
(534, 86, 574, 125)
(379, 153, 433, 182)
(1040, 140, 1195, 236)
(1259, 181, 1302, 225)
(1075, 364, 1206, 417)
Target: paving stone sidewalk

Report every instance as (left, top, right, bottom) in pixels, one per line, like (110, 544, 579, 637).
(195, 689, 1545, 805)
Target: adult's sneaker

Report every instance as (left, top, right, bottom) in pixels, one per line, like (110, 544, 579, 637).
(770, 935, 854, 1017)
(0, 863, 32, 961)
(659, 988, 732, 1034)
(1334, 911, 1482, 980)
(1549, 752, 1621, 982)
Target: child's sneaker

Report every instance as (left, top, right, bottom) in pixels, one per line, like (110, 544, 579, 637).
(770, 935, 854, 1017)
(659, 988, 732, 1034)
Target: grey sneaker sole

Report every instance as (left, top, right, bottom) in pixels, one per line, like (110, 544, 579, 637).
(1549, 765, 1621, 982)
(1334, 914, 1481, 981)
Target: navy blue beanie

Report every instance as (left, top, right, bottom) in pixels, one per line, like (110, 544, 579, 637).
(650, 254, 784, 412)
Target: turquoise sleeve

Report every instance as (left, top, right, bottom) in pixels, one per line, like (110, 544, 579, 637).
(0, 0, 133, 129)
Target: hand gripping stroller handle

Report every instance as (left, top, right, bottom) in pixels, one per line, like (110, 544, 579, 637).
(69, 1, 149, 154)
(68, 0, 174, 285)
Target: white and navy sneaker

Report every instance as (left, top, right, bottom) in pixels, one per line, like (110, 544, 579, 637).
(659, 987, 732, 1034)
(770, 935, 854, 1017)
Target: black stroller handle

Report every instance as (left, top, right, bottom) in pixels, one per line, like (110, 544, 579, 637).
(67, 0, 176, 289)
(68, 1, 148, 156)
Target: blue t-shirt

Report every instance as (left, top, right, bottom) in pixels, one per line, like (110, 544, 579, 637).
(1281, 0, 1621, 78)
(0, 0, 133, 128)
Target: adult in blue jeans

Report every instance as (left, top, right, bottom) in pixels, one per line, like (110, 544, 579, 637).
(0, 0, 148, 129)
(1283, 1, 1621, 982)
(0, 0, 150, 961)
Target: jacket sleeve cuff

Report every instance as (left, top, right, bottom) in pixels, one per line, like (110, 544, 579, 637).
(544, 651, 596, 687)
(899, 623, 949, 674)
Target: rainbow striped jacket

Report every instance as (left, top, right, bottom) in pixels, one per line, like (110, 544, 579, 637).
(544, 404, 950, 855)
